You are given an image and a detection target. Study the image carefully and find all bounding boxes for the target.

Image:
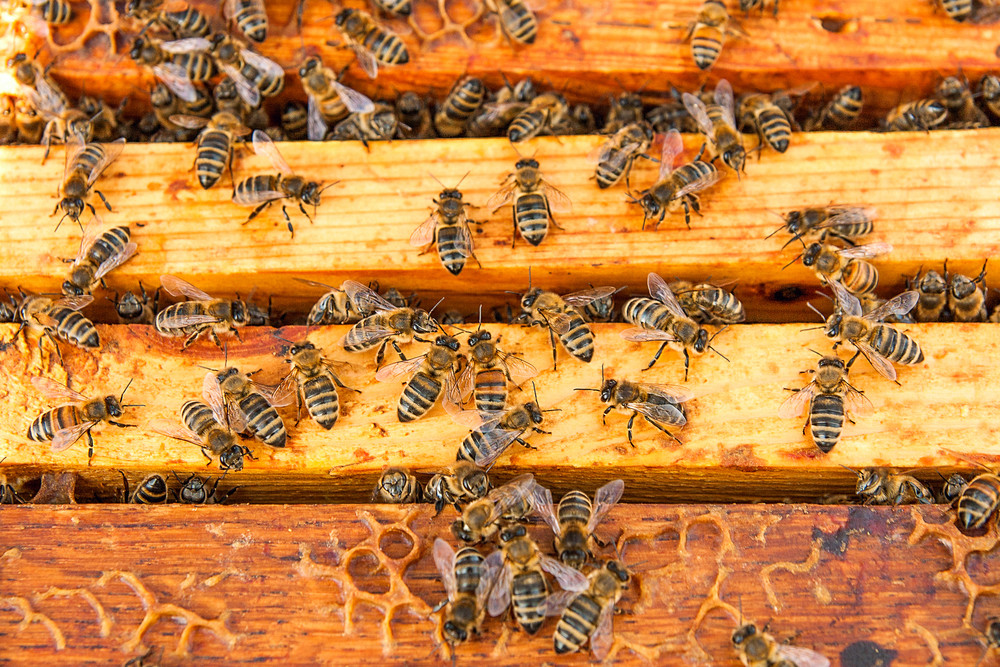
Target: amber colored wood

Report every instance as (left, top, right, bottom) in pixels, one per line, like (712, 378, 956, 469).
(0, 132, 997, 323)
(0, 503, 995, 665)
(4, 0, 1000, 120)
(0, 321, 996, 504)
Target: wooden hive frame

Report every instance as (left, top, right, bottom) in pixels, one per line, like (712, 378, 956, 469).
(1, 0, 1000, 664)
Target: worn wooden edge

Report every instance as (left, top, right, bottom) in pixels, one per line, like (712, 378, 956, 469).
(0, 322, 997, 504)
(1, 132, 998, 323)
(0, 503, 996, 665)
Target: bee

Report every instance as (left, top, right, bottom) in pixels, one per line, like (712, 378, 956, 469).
(17, 0, 73, 24)
(299, 56, 375, 141)
(550, 560, 631, 659)
(111, 283, 158, 325)
(804, 85, 864, 131)
(684, 0, 744, 70)
(939, 472, 968, 504)
(569, 102, 597, 134)
(224, 0, 268, 42)
(0, 457, 24, 505)
(424, 461, 491, 513)
(282, 340, 357, 430)
(947, 260, 988, 322)
(458, 328, 538, 413)
(328, 102, 399, 146)
(0, 96, 17, 145)
(824, 280, 923, 382)
(374, 466, 422, 503)
(506, 92, 571, 143)
(602, 92, 645, 134)
(593, 121, 654, 190)
(768, 205, 875, 248)
(151, 81, 212, 136)
(151, 400, 253, 471)
(8, 52, 70, 115)
(175, 472, 236, 504)
(670, 280, 746, 324)
(516, 283, 616, 368)
(55, 135, 126, 230)
(297, 279, 358, 326)
(583, 371, 693, 446)
(622, 272, 726, 380)
(333, 8, 409, 79)
(738, 92, 794, 154)
(433, 539, 490, 647)
(435, 77, 486, 138)
(646, 86, 698, 134)
(129, 36, 216, 103)
(883, 99, 948, 132)
(78, 95, 124, 143)
(120, 471, 168, 504)
(484, 523, 589, 634)
(485, 0, 538, 45)
(857, 292, 914, 324)
(281, 101, 308, 140)
(410, 180, 479, 276)
(530, 479, 624, 569)
(580, 285, 621, 323)
(61, 215, 138, 297)
(907, 267, 948, 322)
(205, 366, 292, 448)
(798, 241, 891, 296)
(629, 128, 720, 230)
(936, 76, 989, 127)
(958, 471, 1000, 530)
(155, 274, 269, 350)
(779, 355, 871, 453)
(14, 98, 44, 144)
(169, 112, 249, 190)
(28, 82, 93, 163)
(377, 335, 463, 422)
(488, 157, 571, 247)
(235, 131, 336, 236)
(467, 77, 536, 138)
(14, 292, 100, 354)
(732, 622, 830, 667)
(849, 467, 934, 505)
(126, 0, 211, 38)
(451, 473, 536, 543)
(683, 80, 746, 174)
(373, 0, 412, 15)
(339, 280, 439, 367)
(979, 74, 1000, 120)
(28, 376, 138, 460)
(209, 34, 285, 108)
(453, 393, 553, 467)
(395, 92, 434, 139)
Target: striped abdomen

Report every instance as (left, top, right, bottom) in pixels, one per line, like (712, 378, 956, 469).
(474, 369, 507, 413)
(839, 260, 879, 295)
(39, 0, 72, 24)
(242, 61, 283, 98)
(868, 326, 924, 365)
(825, 86, 863, 127)
(672, 160, 716, 193)
(554, 593, 601, 653)
(436, 222, 468, 275)
(235, 174, 281, 206)
(343, 315, 387, 352)
(595, 149, 637, 189)
(690, 25, 722, 70)
(49, 306, 100, 347)
(28, 405, 82, 442)
(511, 570, 547, 633)
(71, 143, 107, 177)
(558, 490, 593, 526)
(171, 52, 215, 82)
(508, 110, 545, 143)
(195, 128, 232, 189)
(301, 373, 340, 429)
(693, 287, 744, 323)
(498, 0, 537, 44)
(398, 372, 443, 422)
(808, 393, 845, 453)
(233, 0, 267, 42)
(155, 302, 211, 336)
(165, 6, 210, 37)
(454, 547, 485, 594)
(436, 78, 485, 137)
(622, 297, 674, 331)
(87, 226, 131, 267)
(755, 107, 791, 153)
(362, 28, 409, 65)
(941, 0, 972, 20)
(457, 427, 506, 464)
(182, 400, 218, 437)
(829, 217, 874, 241)
(237, 393, 286, 447)
(514, 192, 550, 246)
(558, 310, 596, 362)
(131, 475, 168, 504)
(957, 474, 1000, 529)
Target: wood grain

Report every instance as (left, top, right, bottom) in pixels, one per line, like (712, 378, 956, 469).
(0, 132, 997, 323)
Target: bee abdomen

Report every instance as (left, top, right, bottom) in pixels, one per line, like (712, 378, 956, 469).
(28, 406, 79, 442)
(558, 490, 593, 525)
(756, 108, 791, 153)
(195, 129, 232, 189)
(239, 394, 286, 447)
(173, 53, 215, 82)
(941, 0, 973, 20)
(827, 86, 864, 127)
(514, 193, 550, 246)
(50, 306, 100, 347)
(957, 475, 1000, 529)
(508, 111, 545, 143)
(674, 160, 716, 188)
(809, 394, 845, 453)
(840, 261, 879, 295)
(554, 593, 601, 654)
(398, 373, 443, 422)
(132, 475, 168, 504)
(474, 369, 507, 413)
(41, 0, 72, 24)
(436, 224, 468, 275)
(89, 226, 131, 267)
(234, 2, 268, 42)
(454, 547, 484, 594)
(690, 29, 722, 70)
(236, 174, 280, 204)
(182, 400, 217, 436)
(512, 570, 547, 634)
(365, 30, 409, 65)
(457, 429, 490, 463)
(622, 297, 672, 330)
(504, 2, 538, 43)
(870, 326, 924, 365)
(560, 314, 596, 362)
(75, 144, 105, 173)
(303, 374, 340, 429)
(166, 7, 210, 37)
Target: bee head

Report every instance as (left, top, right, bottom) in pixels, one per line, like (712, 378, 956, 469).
(515, 158, 539, 170)
(299, 57, 320, 78)
(599, 379, 618, 403)
(526, 401, 544, 424)
(950, 274, 978, 300)
(784, 210, 803, 234)
(245, 301, 270, 326)
(468, 330, 492, 347)
(731, 624, 756, 646)
(412, 310, 439, 335)
(919, 270, 946, 294)
(443, 621, 468, 644)
(128, 38, 146, 60)
(335, 8, 352, 26)
(219, 445, 246, 472)
(823, 313, 842, 339)
(856, 468, 882, 495)
(299, 181, 324, 206)
(500, 524, 526, 542)
(104, 396, 124, 418)
(290, 341, 316, 356)
(801, 243, 822, 267)
(440, 188, 462, 201)
(816, 356, 845, 371)
(464, 469, 490, 497)
(607, 560, 631, 583)
(942, 473, 967, 503)
(435, 335, 461, 352)
(60, 197, 85, 223)
(6, 52, 26, 68)
(519, 287, 541, 310)
(723, 147, 746, 173)
(450, 519, 473, 543)
(639, 193, 661, 219)
(693, 327, 710, 354)
(61, 280, 86, 297)
(216, 367, 240, 385)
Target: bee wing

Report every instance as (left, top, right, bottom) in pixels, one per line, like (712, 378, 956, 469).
(85, 138, 125, 188)
(31, 376, 86, 402)
(374, 356, 426, 382)
(332, 80, 375, 114)
(828, 280, 863, 317)
(587, 479, 625, 533)
(623, 400, 687, 426)
(252, 379, 297, 408)
(647, 272, 688, 317)
(74, 213, 105, 264)
(774, 645, 830, 667)
(158, 311, 221, 329)
(477, 101, 524, 125)
(635, 383, 695, 404)
(153, 63, 197, 103)
(681, 93, 714, 137)
(306, 95, 327, 142)
(50, 421, 96, 453)
(90, 227, 137, 280)
(845, 385, 874, 417)
(160, 274, 213, 300)
(543, 310, 576, 335)
(486, 181, 517, 212)
(777, 383, 818, 419)
(350, 44, 379, 79)
(487, 473, 535, 518)
(63, 132, 87, 182)
(588, 135, 618, 163)
(409, 212, 438, 248)
(449, 407, 503, 429)
(486, 560, 512, 617)
(674, 167, 721, 199)
(169, 114, 211, 130)
(714, 79, 738, 129)
(541, 555, 589, 592)
(543, 590, 577, 617)
(456, 363, 476, 401)
(432, 538, 458, 600)
(476, 551, 499, 607)
(590, 601, 616, 661)
(498, 352, 538, 386)
(658, 129, 684, 179)
(453, 218, 475, 258)
(837, 242, 893, 260)
(528, 482, 560, 534)
(251, 130, 292, 175)
(220, 62, 261, 108)
(27, 76, 65, 116)
(233, 185, 286, 206)
(342, 280, 397, 314)
(562, 286, 618, 307)
(53, 294, 94, 310)
(242, 47, 284, 79)
(160, 37, 212, 53)
(337, 323, 397, 349)
(203, 372, 249, 433)
(854, 341, 898, 382)
(863, 290, 918, 322)
(149, 418, 203, 445)
(541, 180, 573, 214)
(819, 206, 876, 228)
(620, 327, 679, 343)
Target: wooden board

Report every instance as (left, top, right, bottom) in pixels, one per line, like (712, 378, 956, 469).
(0, 132, 997, 323)
(0, 503, 995, 665)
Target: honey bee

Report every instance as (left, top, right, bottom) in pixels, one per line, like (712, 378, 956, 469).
(849, 467, 934, 505)
(979, 74, 1000, 121)
(683, 80, 746, 174)
(61, 215, 137, 296)
(55, 135, 126, 230)
(281, 101, 308, 140)
(732, 622, 830, 667)
(433, 539, 490, 647)
(209, 34, 285, 108)
(959, 471, 1000, 530)
(738, 92, 795, 154)
(126, 0, 211, 38)
(550, 560, 631, 659)
(395, 92, 434, 139)
(857, 292, 914, 324)
(768, 205, 875, 248)
(593, 121, 654, 190)
(569, 102, 597, 134)
(151, 81, 212, 136)
(374, 466, 422, 503)
(778, 355, 871, 454)
(629, 128, 720, 230)
(907, 266, 948, 321)
(28, 376, 139, 460)
(0, 457, 24, 504)
(78, 95, 124, 143)
(883, 99, 948, 132)
(204, 366, 293, 448)
(804, 85, 864, 131)
(489, 158, 571, 247)
(453, 392, 553, 467)
(485, 0, 538, 45)
(411, 180, 479, 276)
(111, 283, 158, 325)
(797, 241, 891, 296)
(458, 327, 538, 413)
(622, 272, 727, 379)
(506, 92, 571, 142)
(646, 86, 698, 134)
(120, 471, 168, 504)
(225, 0, 268, 42)
(938, 0, 1000, 23)
(170, 112, 249, 189)
(234, 131, 336, 236)
(467, 77, 535, 138)
(8, 52, 70, 115)
(940, 472, 968, 504)
(175, 472, 237, 504)
(14, 291, 100, 354)
(484, 523, 589, 634)
(936, 75, 989, 127)
(684, 0, 744, 70)
(155, 274, 269, 350)
(947, 260, 988, 322)
(328, 102, 399, 146)
(983, 618, 1000, 652)
(151, 399, 253, 471)
(451, 473, 536, 543)
(373, 0, 411, 15)
(297, 279, 358, 326)
(602, 92, 645, 134)
(281, 340, 357, 430)
(32, 90, 93, 163)
(435, 77, 486, 138)
(670, 280, 746, 324)
(530, 479, 624, 569)
(376, 335, 463, 422)
(339, 280, 440, 367)
(333, 8, 409, 79)
(14, 98, 44, 144)
(824, 280, 923, 382)
(516, 284, 616, 368)
(299, 56, 375, 141)
(425, 461, 491, 513)
(580, 285, 621, 323)
(129, 36, 216, 103)
(582, 371, 693, 445)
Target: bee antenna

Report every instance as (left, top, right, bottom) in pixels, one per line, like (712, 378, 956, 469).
(938, 448, 995, 472)
(428, 172, 446, 189)
(813, 290, 834, 302)
(454, 170, 471, 189)
(531, 381, 540, 406)
(198, 364, 218, 372)
(318, 180, 339, 195)
(574, 387, 600, 392)
(528, 266, 532, 290)
(838, 463, 860, 475)
(428, 297, 445, 317)
(781, 254, 803, 271)
(601, 363, 605, 385)
(119, 378, 135, 402)
(780, 234, 808, 250)
(708, 324, 729, 343)
(807, 348, 824, 357)
(503, 290, 521, 296)
(709, 346, 730, 363)
(477, 304, 483, 331)
(805, 301, 827, 321)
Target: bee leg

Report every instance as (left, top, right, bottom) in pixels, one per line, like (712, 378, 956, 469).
(626, 412, 637, 447)
(246, 201, 272, 224)
(602, 405, 614, 425)
(683, 349, 691, 382)
(94, 190, 112, 212)
(180, 329, 202, 351)
(109, 421, 137, 429)
(694, 143, 708, 162)
(199, 446, 214, 466)
(86, 429, 95, 461)
(514, 437, 538, 450)
(642, 342, 669, 371)
(391, 339, 407, 361)
(646, 417, 681, 445)
(511, 216, 518, 249)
